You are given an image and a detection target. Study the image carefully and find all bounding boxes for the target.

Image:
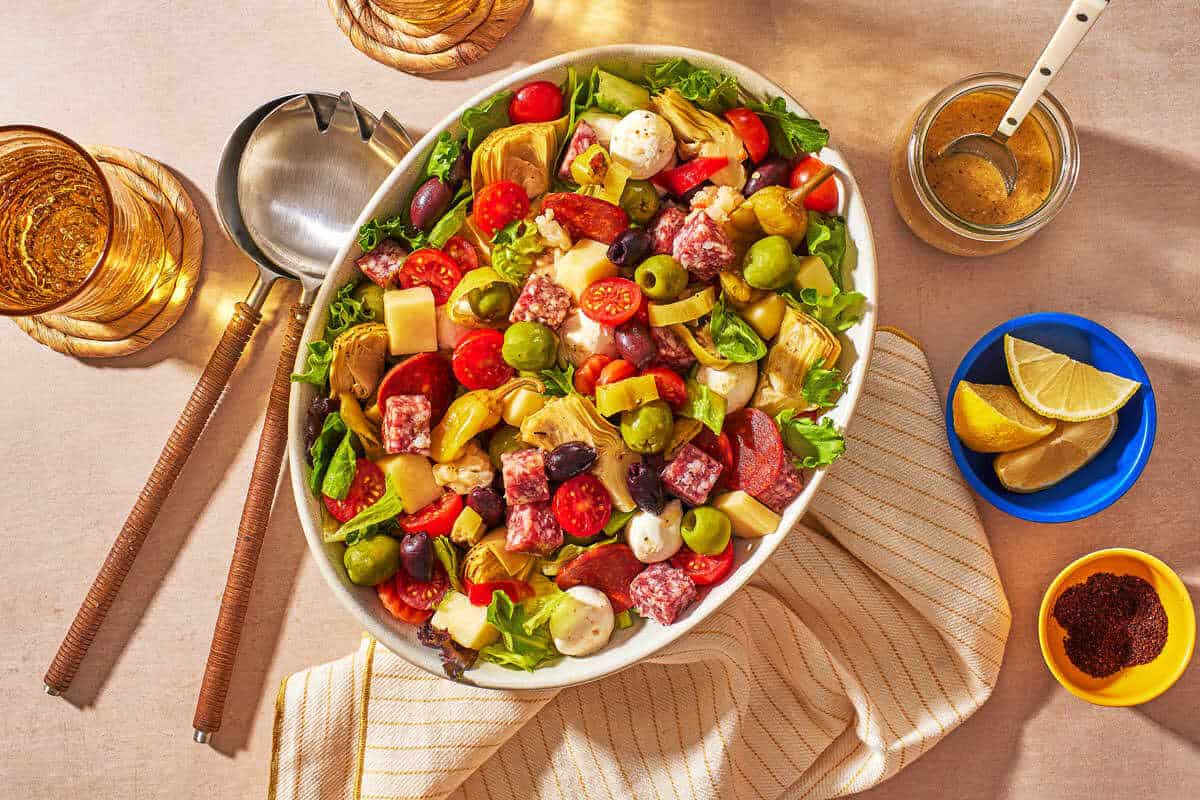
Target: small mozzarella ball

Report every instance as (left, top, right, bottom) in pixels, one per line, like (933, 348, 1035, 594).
(695, 362, 759, 412)
(610, 110, 676, 180)
(627, 499, 683, 563)
(559, 308, 618, 365)
(550, 586, 615, 657)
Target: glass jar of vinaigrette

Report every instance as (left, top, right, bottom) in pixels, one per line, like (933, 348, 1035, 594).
(890, 73, 1079, 256)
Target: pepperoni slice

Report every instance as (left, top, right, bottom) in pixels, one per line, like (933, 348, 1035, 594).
(552, 474, 612, 538)
(376, 352, 454, 424)
(723, 408, 784, 496)
(323, 459, 386, 522)
(395, 563, 449, 611)
(555, 543, 645, 613)
(442, 235, 479, 271)
(541, 193, 630, 244)
(399, 248, 462, 304)
(452, 328, 513, 390)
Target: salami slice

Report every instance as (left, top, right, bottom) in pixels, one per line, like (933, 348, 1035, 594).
(650, 325, 696, 371)
(541, 193, 629, 244)
(672, 210, 735, 281)
(660, 443, 723, 506)
(629, 563, 697, 625)
(501, 448, 550, 505)
(356, 238, 407, 288)
(505, 502, 563, 556)
(648, 206, 686, 255)
(509, 274, 571, 329)
(752, 459, 805, 513)
(382, 394, 432, 456)
(724, 408, 785, 497)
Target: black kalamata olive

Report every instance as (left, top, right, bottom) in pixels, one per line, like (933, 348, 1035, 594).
(466, 486, 505, 528)
(410, 177, 452, 232)
(679, 180, 712, 205)
(448, 148, 471, 187)
(742, 158, 790, 197)
(546, 442, 598, 482)
(400, 533, 432, 582)
(626, 461, 664, 514)
(607, 228, 653, 268)
(616, 322, 656, 370)
(304, 395, 339, 449)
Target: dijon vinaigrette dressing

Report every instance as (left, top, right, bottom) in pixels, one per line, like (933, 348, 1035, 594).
(923, 91, 1054, 226)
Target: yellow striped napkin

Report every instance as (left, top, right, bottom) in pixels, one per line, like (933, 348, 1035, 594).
(269, 330, 1011, 800)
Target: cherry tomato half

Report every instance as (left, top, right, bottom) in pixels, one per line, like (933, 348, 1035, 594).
(596, 358, 636, 387)
(640, 366, 687, 409)
(670, 540, 734, 586)
(580, 277, 642, 326)
(399, 248, 462, 305)
(574, 354, 613, 396)
(553, 474, 613, 538)
(509, 80, 564, 124)
(442, 235, 479, 271)
(789, 156, 839, 213)
(395, 562, 449, 610)
(452, 328, 513, 390)
(323, 458, 386, 522)
(723, 108, 770, 164)
(463, 578, 534, 607)
(400, 491, 463, 537)
(378, 579, 432, 624)
(473, 180, 531, 238)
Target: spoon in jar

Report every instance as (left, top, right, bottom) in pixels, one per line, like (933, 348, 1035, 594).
(937, 0, 1110, 194)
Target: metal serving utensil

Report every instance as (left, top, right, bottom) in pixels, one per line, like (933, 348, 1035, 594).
(936, 0, 1109, 194)
(190, 92, 410, 743)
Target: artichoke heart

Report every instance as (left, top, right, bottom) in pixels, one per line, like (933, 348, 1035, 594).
(462, 529, 535, 585)
(520, 394, 640, 512)
(471, 119, 568, 199)
(329, 322, 389, 401)
(650, 88, 746, 189)
(751, 307, 842, 415)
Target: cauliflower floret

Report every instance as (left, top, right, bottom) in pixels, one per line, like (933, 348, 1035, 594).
(432, 441, 494, 494)
(535, 209, 572, 253)
(689, 185, 744, 224)
(609, 110, 675, 180)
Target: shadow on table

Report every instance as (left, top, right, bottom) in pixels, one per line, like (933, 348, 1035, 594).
(1137, 580, 1200, 748)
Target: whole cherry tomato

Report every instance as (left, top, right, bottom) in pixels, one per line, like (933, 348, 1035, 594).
(596, 359, 636, 387)
(789, 156, 839, 213)
(723, 108, 770, 164)
(474, 180, 530, 238)
(573, 354, 613, 396)
(509, 80, 564, 124)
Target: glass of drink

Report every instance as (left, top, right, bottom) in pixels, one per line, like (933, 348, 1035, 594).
(0, 126, 166, 320)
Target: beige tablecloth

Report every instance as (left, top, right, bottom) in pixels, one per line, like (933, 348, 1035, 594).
(270, 332, 1011, 800)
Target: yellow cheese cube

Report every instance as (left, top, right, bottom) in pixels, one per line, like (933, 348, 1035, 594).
(711, 491, 781, 538)
(742, 294, 787, 340)
(431, 592, 500, 650)
(375, 454, 442, 513)
(554, 239, 617, 302)
(502, 387, 548, 427)
(383, 286, 437, 356)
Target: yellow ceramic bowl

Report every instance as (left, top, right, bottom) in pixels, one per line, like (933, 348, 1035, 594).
(1039, 548, 1195, 706)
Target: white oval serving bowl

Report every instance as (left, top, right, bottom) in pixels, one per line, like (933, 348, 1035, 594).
(288, 45, 877, 690)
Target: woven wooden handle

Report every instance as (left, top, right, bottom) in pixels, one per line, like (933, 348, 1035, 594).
(192, 302, 310, 739)
(43, 302, 262, 696)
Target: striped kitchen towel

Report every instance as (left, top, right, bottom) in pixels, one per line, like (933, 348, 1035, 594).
(269, 329, 1012, 800)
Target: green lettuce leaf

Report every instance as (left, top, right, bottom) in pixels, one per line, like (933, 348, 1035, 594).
(490, 219, 545, 284)
(326, 476, 405, 544)
(427, 195, 470, 249)
(521, 587, 568, 634)
(806, 213, 848, 287)
(614, 609, 635, 630)
(680, 378, 727, 435)
(601, 508, 635, 537)
(775, 411, 845, 469)
(307, 411, 347, 495)
(746, 96, 829, 159)
(802, 365, 846, 409)
(431, 536, 462, 593)
(798, 286, 866, 333)
(290, 340, 334, 386)
(321, 429, 358, 500)
(424, 132, 461, 183)
(710, 295, 767, 363)
(539, 364, 577, 398)
(461, 91, 513, 149)
(478, 590, 559, 671)
(642, 58, 738, 113)
(324, 281, 375, 342)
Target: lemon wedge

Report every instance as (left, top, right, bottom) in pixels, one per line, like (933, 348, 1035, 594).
(952, 381, 1056, 452)
(994, 414, 1118, 492)
(1004, 335, 1141, 422)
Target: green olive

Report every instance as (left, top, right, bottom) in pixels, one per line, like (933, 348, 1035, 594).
(681, 507, 732, 555)
(742, 235, 801, 290)
(619, 179, 661, 225)
(620, 400, 674, 454)
(488, 425, 525, 469)
(343, 535, 402, 586)
(502, 321, 557, 371)
(468, 283, 514, 321)
(634, 255, 689, 302)
(352, 282, 386, 322)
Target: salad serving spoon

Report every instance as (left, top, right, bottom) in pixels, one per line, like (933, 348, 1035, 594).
(936, 0, 1110, 194)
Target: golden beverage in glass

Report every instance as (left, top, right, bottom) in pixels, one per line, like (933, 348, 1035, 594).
(0, 126, 166, 320)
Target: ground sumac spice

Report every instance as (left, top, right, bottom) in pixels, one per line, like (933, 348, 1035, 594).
(1052, 572, 1168, 678)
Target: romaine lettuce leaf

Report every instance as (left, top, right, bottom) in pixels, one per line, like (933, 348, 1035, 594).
(680, 379, 727, 435)
(710, 296, 767, 363)
(424, 132, 461, 183)
(775, 411, 845, 469)
(798, 286, 866, 333)
(307, 411, 347, 495)
(806, 213, 848, 287)
(642, 58, 738, 113)
(478, 590, 559, 671)
(461, 91, 513, 149)
(802, 365, 845, 409)
(326, 476, 405, 544)
(291, 340, 334, 386)
(320, 429, 358, 500)
(746, 96, 829, 159)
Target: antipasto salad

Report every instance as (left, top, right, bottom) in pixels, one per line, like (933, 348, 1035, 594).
(293, 59, 865, 678)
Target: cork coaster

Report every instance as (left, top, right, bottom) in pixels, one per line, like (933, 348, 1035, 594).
(13, 146, 202, 358)
(327, 0, 530, 74)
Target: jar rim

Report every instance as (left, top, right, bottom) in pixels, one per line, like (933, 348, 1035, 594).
(0, 125, 114, 317)
(905, 73, 1079, 241)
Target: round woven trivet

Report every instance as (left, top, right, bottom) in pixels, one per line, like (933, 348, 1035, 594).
(13, 146, 203, 358)
(327, 0, 531, 74)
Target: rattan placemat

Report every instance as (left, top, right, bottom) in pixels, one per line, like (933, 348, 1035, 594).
(13, 146, 202, 358)
(326, 0, 530, 74)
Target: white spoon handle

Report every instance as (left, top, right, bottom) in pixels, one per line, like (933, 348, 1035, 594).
(997, 0, 1110, 140)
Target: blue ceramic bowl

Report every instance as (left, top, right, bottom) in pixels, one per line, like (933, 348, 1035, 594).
(946, 313, 1156, 523)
